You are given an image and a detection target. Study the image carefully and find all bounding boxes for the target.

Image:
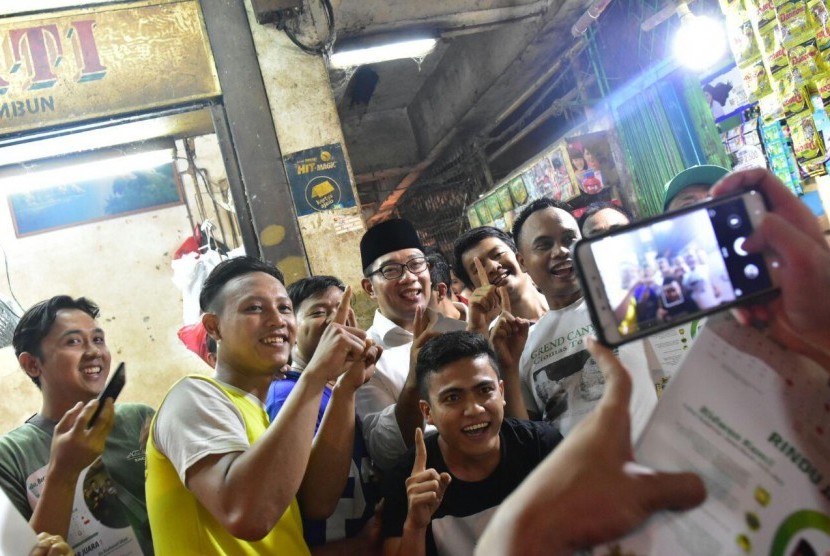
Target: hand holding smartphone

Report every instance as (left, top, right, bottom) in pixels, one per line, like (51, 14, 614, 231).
(87, 362, 125, 428)
(575, 189, 779, 347)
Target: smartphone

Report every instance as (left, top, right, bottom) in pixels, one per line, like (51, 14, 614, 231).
(575, 189, 778, 347)
(87, 362, 125, 428)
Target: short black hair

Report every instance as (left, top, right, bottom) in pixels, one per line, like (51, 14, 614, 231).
(199, 256, 284, 313)
(415, 331, 500, 400)
(577, 201, 633, 235)
(13, 296, 100, 388)
(426, 253, 452, 299)
(512, 198, 574, 248)
(453, 227, 517, 289)
(287, 275, 346, 312)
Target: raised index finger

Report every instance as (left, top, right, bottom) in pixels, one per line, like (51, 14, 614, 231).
(498, 286, 511, 315)
(412, 427, 427, 473)
(333, 286, 352, 325)
(473, 257, 490, 287)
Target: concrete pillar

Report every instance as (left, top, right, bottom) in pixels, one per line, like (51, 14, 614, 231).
(243, 2, 373, 322)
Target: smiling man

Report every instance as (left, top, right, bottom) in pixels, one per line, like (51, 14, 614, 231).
(512, 199, 657, 439)
(453, 226, 548, 327)
(380, 331, 562, 556)
(359, 219, 466, 471)
(146, 256, 377, 554)
(0, 296, 155, 555)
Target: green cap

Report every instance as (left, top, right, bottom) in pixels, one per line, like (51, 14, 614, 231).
(663, 165, 729, 211)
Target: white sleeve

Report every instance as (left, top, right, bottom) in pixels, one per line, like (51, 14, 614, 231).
(355, 371, 407, 471)
(153, 378, 250, 484)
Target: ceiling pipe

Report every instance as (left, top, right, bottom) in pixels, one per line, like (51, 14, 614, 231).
(486, 75, 596, 162)
(571, 0, 614, 36)
(337, 1, 553, 39)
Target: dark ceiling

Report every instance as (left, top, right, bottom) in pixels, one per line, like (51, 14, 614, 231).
(323, 0, 599, 225)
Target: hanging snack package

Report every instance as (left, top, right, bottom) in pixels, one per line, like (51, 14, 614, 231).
(728, 13, 762, 65)
(808, 0, 830, 27)
(789, 110, 825, 167)
(789, 38, 826, 82)
(777, 0, 813, 47)
(815, 72, 830, 104)
(759, 23, 789, 73)
(781, 82, 810, 116)
(742, 59, 774, 98)
(759, 91, 786, 120)
(720, 0, 748, 15)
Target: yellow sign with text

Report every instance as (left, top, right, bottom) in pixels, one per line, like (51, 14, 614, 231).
(0, 0, 220, 136)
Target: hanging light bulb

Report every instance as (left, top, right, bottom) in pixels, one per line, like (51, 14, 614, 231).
(673, 3, 727, 71)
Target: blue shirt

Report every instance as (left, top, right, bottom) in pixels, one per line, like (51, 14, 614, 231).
(266, 371, 376, 546)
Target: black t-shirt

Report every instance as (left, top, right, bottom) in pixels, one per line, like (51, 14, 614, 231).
(381, 418, 563, 555)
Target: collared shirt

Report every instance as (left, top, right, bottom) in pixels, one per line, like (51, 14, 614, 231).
(356, 310, 466, 470)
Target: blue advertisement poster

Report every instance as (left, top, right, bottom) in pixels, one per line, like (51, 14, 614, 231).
(283, 143, 356, 216)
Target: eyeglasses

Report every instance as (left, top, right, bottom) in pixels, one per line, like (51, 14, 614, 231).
(367, 257, 430, 281)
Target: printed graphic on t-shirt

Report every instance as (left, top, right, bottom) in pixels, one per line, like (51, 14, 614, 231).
(27, 458, 141, 555)
(532, 345, 607, 423)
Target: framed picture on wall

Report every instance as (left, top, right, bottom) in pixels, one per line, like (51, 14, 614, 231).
(8, 162, 182, 237)
(474, 200, 492, 225)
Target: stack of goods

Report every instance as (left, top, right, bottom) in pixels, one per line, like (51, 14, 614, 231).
(759, 119, 804, 193)
(722, 0, 830, 175)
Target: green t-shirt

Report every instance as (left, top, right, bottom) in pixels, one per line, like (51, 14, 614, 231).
(0, 403, 155, 555)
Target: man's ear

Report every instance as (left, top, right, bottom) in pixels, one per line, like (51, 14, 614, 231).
(420, 399, 434, 425)
(202, 312, 221, 341)
(361, 277, 376, 299)
(435, 282, 448, 302)
(517, 251, 527, 272)
(19, 352, 41, 383)
(498, 380, 506, 407)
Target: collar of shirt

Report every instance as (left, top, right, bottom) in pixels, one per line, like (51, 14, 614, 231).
(367, 310, 413, 349)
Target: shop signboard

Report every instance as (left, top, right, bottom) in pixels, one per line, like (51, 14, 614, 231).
(283, 143, 355, 216)
(0, 0, 220, 136)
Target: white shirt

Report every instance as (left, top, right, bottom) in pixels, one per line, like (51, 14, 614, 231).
(519, 298, 657, 441)
(356, 310, 466, 470)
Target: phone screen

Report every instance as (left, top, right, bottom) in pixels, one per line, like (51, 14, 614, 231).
(583, 192, 774, 341)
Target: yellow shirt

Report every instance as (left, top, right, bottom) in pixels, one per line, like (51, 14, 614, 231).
(146, 375, 309, 555)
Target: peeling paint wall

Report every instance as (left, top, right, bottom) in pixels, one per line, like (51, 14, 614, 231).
(245, 0, 374, 326)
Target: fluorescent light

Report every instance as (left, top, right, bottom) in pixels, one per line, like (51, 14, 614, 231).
(0, 149, 174, 194)
(329, 38, 437, 69)
(673, 5, 726, 71)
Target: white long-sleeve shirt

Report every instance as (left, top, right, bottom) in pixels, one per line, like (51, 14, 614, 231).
(356, 310, 466, 470)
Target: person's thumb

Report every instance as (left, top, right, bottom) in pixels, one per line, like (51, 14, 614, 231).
(634, 466, 707, 513)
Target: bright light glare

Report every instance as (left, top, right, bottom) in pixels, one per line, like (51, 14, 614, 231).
(673, 15, 726, 71)
(0, 149, 174, 194)
(330, 38, 437, 69)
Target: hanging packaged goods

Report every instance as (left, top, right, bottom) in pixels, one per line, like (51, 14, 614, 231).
(716, 0, 830, 179)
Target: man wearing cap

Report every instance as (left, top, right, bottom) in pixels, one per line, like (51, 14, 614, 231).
(663, 165, 729, 212)
(359, 219, 467, 471)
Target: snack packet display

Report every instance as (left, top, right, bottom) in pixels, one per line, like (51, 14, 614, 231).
(789, 109, 826, 167)
(777, 0, 814, 47)
(788, 37, 826, 82)
(742, 59, 774, 97)
(728, 14, 763, 64)
(759, 24, 789, 72)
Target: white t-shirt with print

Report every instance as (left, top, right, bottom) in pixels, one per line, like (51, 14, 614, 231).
(519, 298, 657, 441)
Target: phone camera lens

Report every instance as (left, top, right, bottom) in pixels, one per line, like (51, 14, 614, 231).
(744, 264, 759, 279)
(727, 215, 742, 229)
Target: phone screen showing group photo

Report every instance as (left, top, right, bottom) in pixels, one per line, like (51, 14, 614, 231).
(588, 195, 773, 337)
